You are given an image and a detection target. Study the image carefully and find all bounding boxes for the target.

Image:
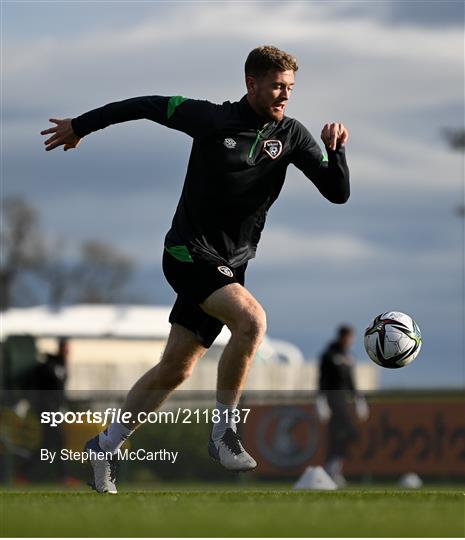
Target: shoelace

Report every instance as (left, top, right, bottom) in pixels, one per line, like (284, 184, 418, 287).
(221, 428, 244, 455)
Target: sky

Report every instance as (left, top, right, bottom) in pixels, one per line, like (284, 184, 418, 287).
(3, 0, 464, 388)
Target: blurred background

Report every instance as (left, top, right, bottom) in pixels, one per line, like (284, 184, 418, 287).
(1, 1, 464, 488)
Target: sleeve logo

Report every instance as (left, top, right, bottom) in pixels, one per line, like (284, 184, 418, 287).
(263, 140, 283, 159)
(223, 138, 237, 149)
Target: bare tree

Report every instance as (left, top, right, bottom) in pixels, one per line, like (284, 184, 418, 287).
(443, 127, 465, 217)
(2, 196, 136, 309)
(43, 238, 136, 307)
(0, 196, 46, 310)
(444, 127, 465, 151)
(72, 240, 134, 304)
(42, 237, 75, 308)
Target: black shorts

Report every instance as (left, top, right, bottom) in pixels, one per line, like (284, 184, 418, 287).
(162, 249, 248, 348)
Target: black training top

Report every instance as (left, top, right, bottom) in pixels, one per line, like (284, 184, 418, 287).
(71, 95, 350, 267)
(319, 342, 357, 393)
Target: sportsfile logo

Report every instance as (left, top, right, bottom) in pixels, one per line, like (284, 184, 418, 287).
(40, 407, 250, 426)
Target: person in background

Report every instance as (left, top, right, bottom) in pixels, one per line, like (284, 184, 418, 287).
(316, 325, 369, 487)
(39, 337, 69, 400)
(34, 337, 75, 485)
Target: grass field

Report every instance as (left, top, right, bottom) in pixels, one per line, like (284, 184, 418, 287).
(1, 487, 464, 537)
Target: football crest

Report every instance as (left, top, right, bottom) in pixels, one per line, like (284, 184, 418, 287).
(263, 140, 283, 160)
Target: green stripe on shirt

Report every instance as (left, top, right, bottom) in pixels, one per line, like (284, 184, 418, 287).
(165, 245, 193, 262)
(167, 96, 188, 120)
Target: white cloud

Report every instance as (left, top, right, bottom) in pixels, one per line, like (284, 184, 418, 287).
(5, 2, 462, 110)
(256, 224, 459, 271)
(283, 127, 462, 194)
(6, 3, 462, 72)
(257, 226, 384, 265)
(5, 2, 462, 198)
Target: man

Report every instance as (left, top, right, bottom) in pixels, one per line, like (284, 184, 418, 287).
(316, 325, 369, 487)
(41, 45, 350, 493)
(33, 338, 71, 484)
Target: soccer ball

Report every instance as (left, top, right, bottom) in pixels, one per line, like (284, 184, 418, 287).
(364, 311, 422, 369)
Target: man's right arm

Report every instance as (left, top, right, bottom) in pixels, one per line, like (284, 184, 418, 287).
(71, 95, 221, 139)
(316, 353, 332, 422)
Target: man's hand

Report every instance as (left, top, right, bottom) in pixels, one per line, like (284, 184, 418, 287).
(40, 118, 82, 152)
(355, 395, 369, 422)
(315, 393, 331, 423)
(321, 122, 349, 151)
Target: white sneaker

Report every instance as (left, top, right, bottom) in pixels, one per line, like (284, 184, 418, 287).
(84, 436, 118, 494)
(208, 428, 257, 472)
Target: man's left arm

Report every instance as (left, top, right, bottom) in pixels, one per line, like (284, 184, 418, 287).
(290, 120, 350, 204)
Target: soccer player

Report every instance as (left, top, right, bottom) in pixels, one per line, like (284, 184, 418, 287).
(41, 45, 350, 493)
(316, 325, 369, 487)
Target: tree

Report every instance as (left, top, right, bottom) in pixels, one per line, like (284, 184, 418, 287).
(0, 196, 46, 310)
(1, 196, 136, 309)
(443, 127, 465, 217)
(42, 237, 75, 308)
(71, 240, 134, 304)
(444, 127, 465, 151)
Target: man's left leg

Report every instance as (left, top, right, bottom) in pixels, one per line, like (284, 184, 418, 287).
(200, 282, 266, 471)
(85, 323, 208, 493)
(325, 392, 358, 487)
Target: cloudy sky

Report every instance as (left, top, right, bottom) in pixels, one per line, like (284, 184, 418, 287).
(4, 1, 464, 388)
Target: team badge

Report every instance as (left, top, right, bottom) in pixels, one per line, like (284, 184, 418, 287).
(223, 138, 236, 149)
(263, 140, 283, 159)
(217, 265, 233, 277)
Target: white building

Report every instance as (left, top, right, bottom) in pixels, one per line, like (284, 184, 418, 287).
(2, 305, 379, 394)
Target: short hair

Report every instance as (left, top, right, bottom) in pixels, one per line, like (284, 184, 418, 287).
(337, 325, 355, 339)
(245, 45, 299, 78)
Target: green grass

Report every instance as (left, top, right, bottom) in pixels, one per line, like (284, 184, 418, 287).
(1, 488, 464, 537)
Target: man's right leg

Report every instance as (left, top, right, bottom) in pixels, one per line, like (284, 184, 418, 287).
(86, 323, 207, 493)
(123, 323, 208, 422)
